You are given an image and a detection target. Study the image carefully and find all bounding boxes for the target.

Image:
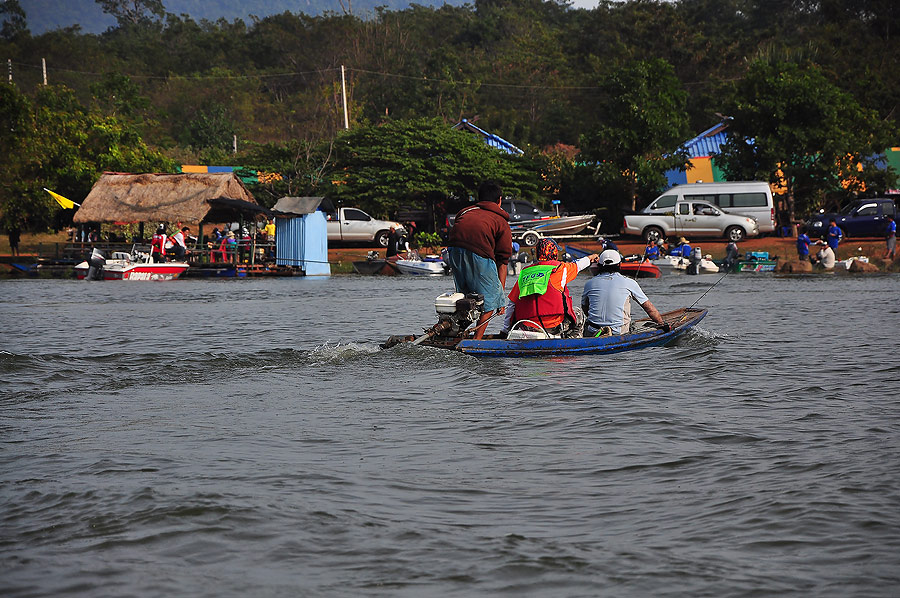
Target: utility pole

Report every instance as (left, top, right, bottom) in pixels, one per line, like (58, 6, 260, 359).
(8, 59, 11, 83)
(340, 64, 349, 130)
(233, 134, 237, 155)
(42, 57, 47, 85)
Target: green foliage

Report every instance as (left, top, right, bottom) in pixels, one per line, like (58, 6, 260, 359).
(579, 59, 691, 211)
(413, 231, 442, 249)
(0, 83, 176, 231)
(234, 139, 334, 209)
(1, 0, 28, 40)
(328, 117, 541, 218)
(717, 60, 896, 217)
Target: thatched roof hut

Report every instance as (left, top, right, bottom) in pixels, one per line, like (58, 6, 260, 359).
(73, 172, 267, 225)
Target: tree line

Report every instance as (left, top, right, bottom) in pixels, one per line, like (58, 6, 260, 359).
(1, 0, 898, 234)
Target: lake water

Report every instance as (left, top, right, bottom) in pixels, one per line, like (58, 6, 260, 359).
(2, 271, 899, 597)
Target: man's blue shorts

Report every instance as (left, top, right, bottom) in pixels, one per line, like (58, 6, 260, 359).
(448, 247, 505, 312)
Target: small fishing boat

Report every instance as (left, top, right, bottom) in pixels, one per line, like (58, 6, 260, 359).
(513, 214, 596, 236)
(382, 292, 707, 357)
(652, 255, 719, 274)
(352, 251, 400, 275)
(566, 245, 661, 279)
(394, 254, 448, 276)
(729, 251, 777, 273)
(74, 247, 188, 281)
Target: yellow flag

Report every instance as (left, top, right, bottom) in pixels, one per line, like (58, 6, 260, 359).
(44, 187, 79, 209)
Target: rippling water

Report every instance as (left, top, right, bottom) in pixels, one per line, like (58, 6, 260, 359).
(2, 271, 899, 597)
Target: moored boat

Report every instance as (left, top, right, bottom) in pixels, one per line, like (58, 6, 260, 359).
(74, 247, 188, 281)
(394, 254, 448, 276)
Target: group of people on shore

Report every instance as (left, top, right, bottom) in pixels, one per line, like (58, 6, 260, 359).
(447, 180, 667, 340)
(795, 214, 896, 267)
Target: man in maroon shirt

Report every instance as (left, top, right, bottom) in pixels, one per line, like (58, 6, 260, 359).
(447, 180, 513, 339)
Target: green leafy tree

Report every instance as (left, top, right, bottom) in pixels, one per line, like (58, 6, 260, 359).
(716, 60, 895, 219)
(0, 0, 28, 40)
(0, 84, 176, 231)
(235, 139, 335, 209)
(328, 117, 541, 220)
(579, 58, 691, 212)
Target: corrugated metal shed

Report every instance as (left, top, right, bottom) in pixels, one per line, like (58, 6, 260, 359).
(273, 198, 329, 276)
(453, 119, 524, 155)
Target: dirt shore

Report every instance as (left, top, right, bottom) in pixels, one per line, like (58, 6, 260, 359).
(3, 231, 896, 273)
(328, 235, 895, 271)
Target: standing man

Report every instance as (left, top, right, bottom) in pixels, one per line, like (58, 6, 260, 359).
(385, 226, 408, 262)
(150, 225, 167, 262)
(826, 219, 842, 258)
(883, 214, 896, 261)
(796, 227, 813, 262)
(582, 250, 669, 337)
(447, 180, 513, 339)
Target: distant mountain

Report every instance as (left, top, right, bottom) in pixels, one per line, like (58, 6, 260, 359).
(19, 0, 469, 35)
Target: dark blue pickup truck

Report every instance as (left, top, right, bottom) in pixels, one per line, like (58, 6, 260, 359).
(805, 198, 897, 238)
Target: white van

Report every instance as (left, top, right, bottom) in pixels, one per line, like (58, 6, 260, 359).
(643, 181, 776, 233)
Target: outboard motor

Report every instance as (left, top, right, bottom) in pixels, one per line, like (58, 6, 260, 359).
(86, 247, 106, 281)
(687, 246, 702, 275)
(381, 292, 484, 349)
(431, 292, 484, 336)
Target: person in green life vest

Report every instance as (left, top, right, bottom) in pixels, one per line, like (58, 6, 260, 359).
(500, 238, 598, 338)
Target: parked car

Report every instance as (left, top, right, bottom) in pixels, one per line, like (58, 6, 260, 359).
(805, 198, 897, 238)
(623, 199, 760, 242)
(643, 181, 777, 234)
(325, 207, 404, 247)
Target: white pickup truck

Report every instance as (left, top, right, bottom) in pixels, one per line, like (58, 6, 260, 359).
(325, 207, 404, 247)
(623, 199, 760, 243)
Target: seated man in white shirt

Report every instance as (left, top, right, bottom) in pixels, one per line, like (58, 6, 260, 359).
(581, 249, 668, 337)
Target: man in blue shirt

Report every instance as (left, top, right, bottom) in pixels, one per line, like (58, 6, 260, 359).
(796, 227, 813, 261)
(884, 214, 896, 261)
(826, 219, 842, 257)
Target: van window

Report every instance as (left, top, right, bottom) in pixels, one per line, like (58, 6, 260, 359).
(731, 193, 768, 207)
(651, 195, 677, 210)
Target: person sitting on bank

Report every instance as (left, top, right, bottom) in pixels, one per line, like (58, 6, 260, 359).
(581, 249, 669, 337)
(812, 240, 836, 269)
(500, 238, 598, 338)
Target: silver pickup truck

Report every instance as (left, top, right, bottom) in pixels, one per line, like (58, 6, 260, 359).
(623, 199, 760, 243)
(326, 207, 404, 247)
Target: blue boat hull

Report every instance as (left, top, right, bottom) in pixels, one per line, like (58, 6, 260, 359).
(456, 308, 706, 356)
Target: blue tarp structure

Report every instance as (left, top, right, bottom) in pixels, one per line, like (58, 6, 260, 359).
(272, 197, 330, 276)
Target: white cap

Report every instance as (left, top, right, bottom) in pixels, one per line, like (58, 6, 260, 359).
(598, 249, 621, 265)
